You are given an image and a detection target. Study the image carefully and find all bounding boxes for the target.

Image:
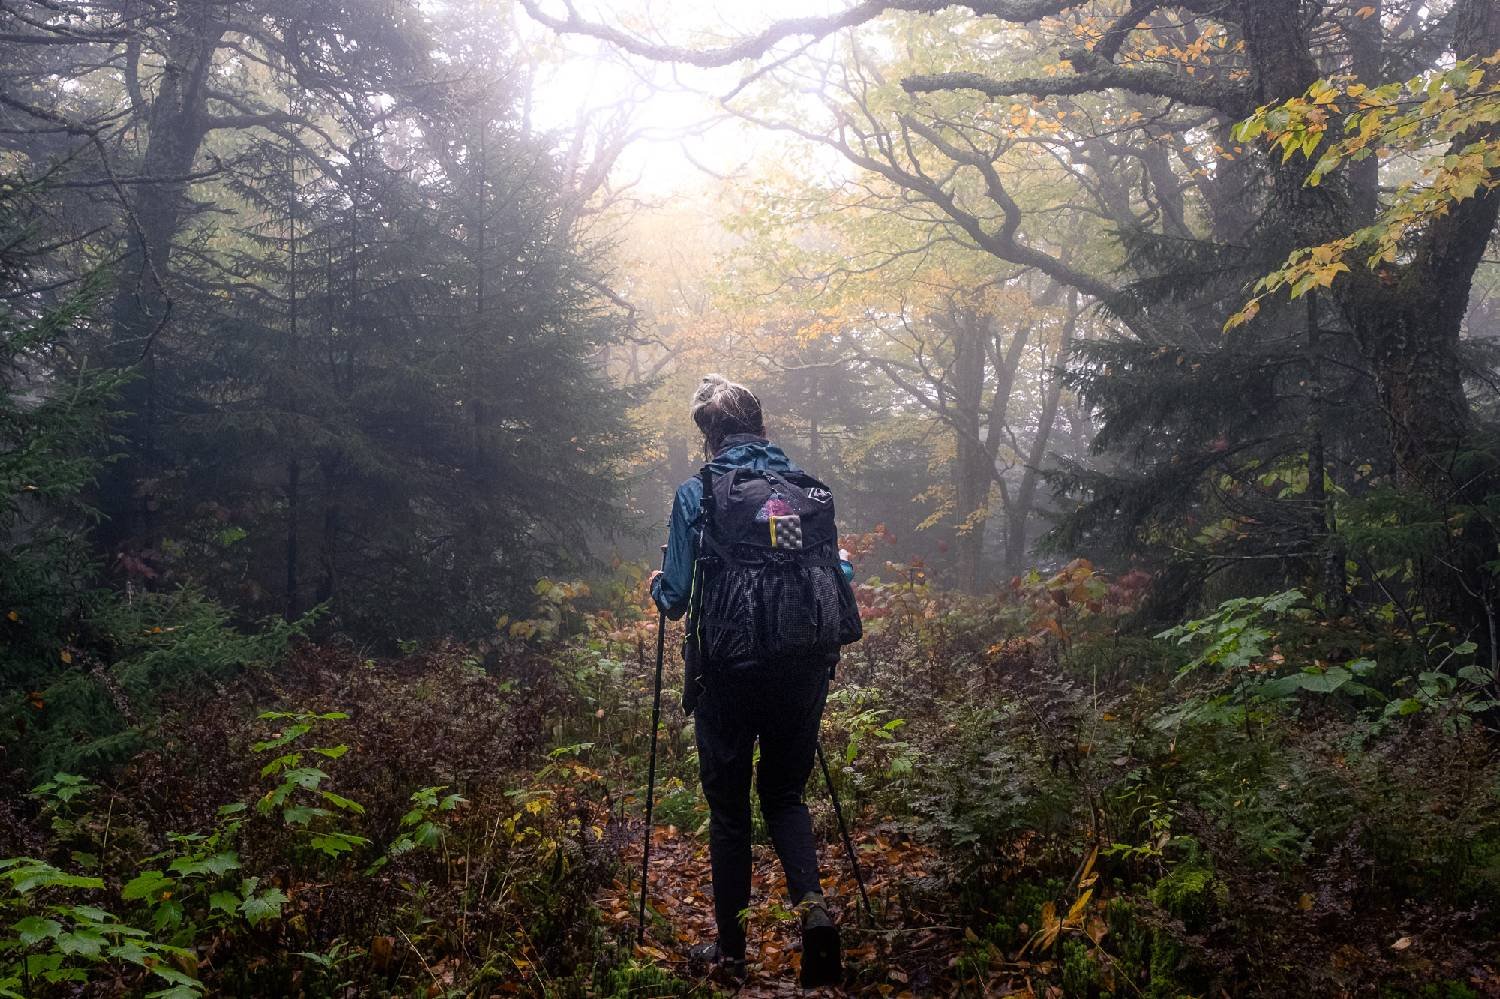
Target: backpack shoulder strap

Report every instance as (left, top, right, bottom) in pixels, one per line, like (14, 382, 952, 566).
(696, 465, 739, 565)
(698, 465, 716, 529)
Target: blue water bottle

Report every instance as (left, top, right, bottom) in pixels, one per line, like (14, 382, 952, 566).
(838, 548, 855, 583)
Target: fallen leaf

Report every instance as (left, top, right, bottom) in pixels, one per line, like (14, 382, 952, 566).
(1066, 889, 1093, 927)
(370, 935, 395, 971)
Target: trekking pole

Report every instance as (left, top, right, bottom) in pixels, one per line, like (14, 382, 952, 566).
(638, 551, 668, 946)
(816, 741, 876, 927)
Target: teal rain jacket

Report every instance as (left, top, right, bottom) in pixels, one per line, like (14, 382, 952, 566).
(650, 435, 801, 619)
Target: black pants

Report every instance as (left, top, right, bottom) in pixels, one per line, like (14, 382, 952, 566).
(693, 660, 829, 959)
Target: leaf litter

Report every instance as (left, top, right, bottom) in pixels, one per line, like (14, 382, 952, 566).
(599, 815, 1039, 995)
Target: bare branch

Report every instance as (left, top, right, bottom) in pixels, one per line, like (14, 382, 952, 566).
(518, 0, 1073, 68)
(902, 52, 1252, 115)
(1093, 0, 1162, 63)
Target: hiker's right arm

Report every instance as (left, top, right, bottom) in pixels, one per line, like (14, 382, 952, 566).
(651, 478, 702, 619)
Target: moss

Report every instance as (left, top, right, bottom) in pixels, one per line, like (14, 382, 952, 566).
(1014, 877, 1067, 925)
(953, 944, 994, 986)
(1415, 983, 1480, 999)
(1104, 897, 1148, 988)
(595, 960, 711, 998)
(962, 875, 1066, 941)
(1061, 938, 1098, 997)
(1101, 894, 1197, 999)
(1147, 929, 1186, 999)
(984, 917, 1018, 949)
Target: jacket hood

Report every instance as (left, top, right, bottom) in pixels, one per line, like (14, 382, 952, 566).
(705, 436, 799, 475)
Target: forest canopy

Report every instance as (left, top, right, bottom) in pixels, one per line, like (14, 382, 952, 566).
(1, 0, 1498, 995)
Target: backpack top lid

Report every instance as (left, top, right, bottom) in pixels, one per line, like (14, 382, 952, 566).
(703, 466, 837, 552)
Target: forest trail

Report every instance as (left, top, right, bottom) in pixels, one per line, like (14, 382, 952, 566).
(605, 821, 967, 995)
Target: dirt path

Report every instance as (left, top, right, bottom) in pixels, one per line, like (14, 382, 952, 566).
(601, 821, 968, 995)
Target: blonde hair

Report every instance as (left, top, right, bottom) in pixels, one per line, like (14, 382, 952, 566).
(690, 374, 765, 456)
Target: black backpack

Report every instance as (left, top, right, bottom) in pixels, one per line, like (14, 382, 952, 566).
(687, 464, 862, 671)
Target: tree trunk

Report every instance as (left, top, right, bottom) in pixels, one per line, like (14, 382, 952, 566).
(1343, 0, 1382, 223)
(1304, 292, 1348, 610)
(1003, 300, 1076, 576)
(98, 20, 226, 554)
(284, 142, 302, 622)
(316, 487, 340, 608)
(285, 461, 301, 621)
(1004, 371, 1063, 578)
(1332, 0, 1500, 630)
(949, 308, 990, 593)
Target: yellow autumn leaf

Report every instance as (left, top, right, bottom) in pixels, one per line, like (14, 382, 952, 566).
(1355, 5, 1376, 16)
(1024, 900, 1063, 952)
(60, 649, 73, 664)
(1065, 888, 1093, 927)
(1224, 296, 1262, 331)
(1076, 845, 1098, 889)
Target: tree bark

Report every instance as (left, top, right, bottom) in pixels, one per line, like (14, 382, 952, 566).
(1003, 299, 1076, 576)
(98, 17, 227, 554)
(285, 461, 301, 621)
(1335, 0, 1499, 630)
(949, 307, 991, 593)
(1339, 0, 1498, 483)
(316, 487, 340, 608)
(1342, 0, 1383, 223)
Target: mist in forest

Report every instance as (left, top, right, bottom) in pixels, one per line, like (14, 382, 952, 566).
(2, 0, 1499, 995)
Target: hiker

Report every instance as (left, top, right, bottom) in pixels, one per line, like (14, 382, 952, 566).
(649, 374, 861, 986)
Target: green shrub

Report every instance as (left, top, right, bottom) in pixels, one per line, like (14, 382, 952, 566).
(14, 588, 306, 778)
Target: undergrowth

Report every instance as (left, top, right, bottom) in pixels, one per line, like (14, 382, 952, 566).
(1, 562, 1496, 995)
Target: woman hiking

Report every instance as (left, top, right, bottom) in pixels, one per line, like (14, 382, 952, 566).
(650, 374, 861, 987)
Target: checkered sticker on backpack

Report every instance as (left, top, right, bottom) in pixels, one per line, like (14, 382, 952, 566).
(769, 514, 803, 549)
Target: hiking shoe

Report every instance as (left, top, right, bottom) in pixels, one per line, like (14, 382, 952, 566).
(688, 940, 747, 981)
(798, 893, 842, 988)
